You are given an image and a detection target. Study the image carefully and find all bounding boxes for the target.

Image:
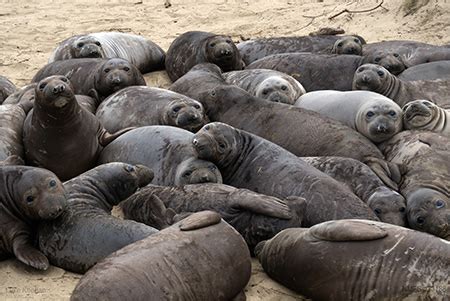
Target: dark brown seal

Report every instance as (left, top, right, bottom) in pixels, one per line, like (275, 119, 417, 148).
(0, 166, 67, 270)
(0, 75, 16, 104)
(256, 219, 450, 300)
(165, 31, 245, 81)
(71, 211, 252, 301)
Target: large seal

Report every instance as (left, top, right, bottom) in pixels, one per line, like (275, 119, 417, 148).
(255, 219, 450, 300)
(170, 64, 402, 189)
(32, 58, 146, 101)
(96, 86, 208, 133)
(223, 69, 306, 104)
(23, 75, 131, 181)
(193, 122, 379, 226)
(295, 90, 403, 143)
(302, 156, 407, 226)
(398, 61, 450, 81)
(0, 75, 16, 103)
(0, 166, 67, 270)
(71, 211, 251, 301)
(0, 104, 27, 161)
(99, 126, 222, 186)
(402, 99, 450, 135)
(48, 32, 166, 73)
(352, 63, 450, 108)
(165, 31, 245, 81)
(38, 163, 158, 274)
(120, 183, 305, 252)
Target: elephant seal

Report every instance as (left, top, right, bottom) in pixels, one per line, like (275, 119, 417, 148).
(403, 99, 450, 135)
(192, 122, 379, 226)
(379, 131, 450, 239)
(96, 86, 208, 133)
(0, 166, 67, 270)
(99, 126, 222, 186)
(48, 32, 165, 73)
(170, 64, 402, 190)
(353, 64, 450, 108)
(0, 104, 27, 161)
(302, 156, 407, 226)
(330, 36, 363, 55)
(398, 61, 450, 81)
(38, 163, 158, 274)
(256, 219, 450, 300)
(246, 52, 406, 91)
(223, 69, 306, 104)
(165, 31, 245, 81)
(71, 211, 251, 301)
(0, 75, 16, 103)
(32, 58, 146, 101)
(120, 183, 305, 251)
(23, 75, 131, 181)
(295, 90, 403, 143)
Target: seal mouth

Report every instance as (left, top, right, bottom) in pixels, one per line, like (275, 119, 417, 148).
(404, 107, 432, 121)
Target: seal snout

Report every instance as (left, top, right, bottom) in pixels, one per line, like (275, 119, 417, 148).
(52, 83, 66, 95)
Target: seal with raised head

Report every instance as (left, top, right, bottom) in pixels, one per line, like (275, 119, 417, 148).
(38, 162, 158, 274)
(71, 211, 252, 301)
(96, 86, 208, 133)
(32, 58, 146, 101)
(295, 90, 403, 143)
(48, 32, 166, 74)
(402, 99, 450, 135)
(0, 166, 67, 270)
(99, 126, 222, 186)
(0, 75, 16, 103)
(352, 63, 450, 108)
(165, 31, 245, 81)
(398, 61, 450, 81)
(330, 36, 363, 55)
(0, 104, 27, 161)
(223, 69, 305, 104)
(255, 219, 450, 300)
(192, 122, 379, 226)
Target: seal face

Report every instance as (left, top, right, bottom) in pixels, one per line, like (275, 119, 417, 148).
(363, 50, 406, 75)
(331, 36, 362, 55)
(35, 75, 75, 110)
(204, 35, 240, 72)
(166, 99, 206, 132)
(71, 36, 105, 59)
(255, 76, 299, 104)
(96, 58, 139, 95)
(352, 64, 389, 91)
(403, 99, 437, 129)
(174, 158, 223, 186)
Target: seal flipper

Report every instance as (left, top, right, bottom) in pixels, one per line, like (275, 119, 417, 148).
(98, 127, 136, 147)
(13, 238, 49, 270)
(309, 219, 388, 242)
(179, 210, 221, 231)
(364, 156, 402, 190)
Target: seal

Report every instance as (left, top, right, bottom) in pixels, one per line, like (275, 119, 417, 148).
(32, 58, 146, 101)
(0, 104, 27, 162)
(96, 86, 208, 133)
(0, 75, 16, 104)
(295, 90, 403, 143)
(302, 156, 407, 226)
(38, 162, 159, 274)
(402, 99, 450, 134)
(330, 36, 363, 55)
(48, 32, 166, 73)
(0, 166, 67, 270)
(352, 63, 450, 108)
(165, 31, 245, 81)
(99, 125, 222, 186)
(398, 61, 450, 81)
(192, 122, 379, 226)
(23, 75, 132, 181)
(71, 211, 252, 301)
(255, 219, 450, 300)
(223, 69, 306, 104)
(119, 183, 305, 251)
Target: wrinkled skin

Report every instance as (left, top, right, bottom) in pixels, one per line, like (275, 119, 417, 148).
(402, 99, 450, 134)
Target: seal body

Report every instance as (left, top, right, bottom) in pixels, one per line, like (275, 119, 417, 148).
(49, 32, 165, 73)
(398, 61, 450, 81)
(295, 90, 403, 143)
(165, 31, 245, 81)
(256, 219, 450, 300)
(0, 75, 16, 103)
(0, 104, 26, 161)
(403, 99, 450, 135)
(96, 86, 208, 133)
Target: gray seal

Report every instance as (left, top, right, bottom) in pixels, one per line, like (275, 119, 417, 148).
(330, 36, 363, 55)
(0, 75, 16, 103)
(398, 61, 450, 81)
(403, 99, 450, 135)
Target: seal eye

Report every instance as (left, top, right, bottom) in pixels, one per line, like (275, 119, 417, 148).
(77, 42, 84, 48)
(416, 216, 425, 225)
(374, 208, 382, 215)
(104, 68, 110, 73)
(60, 77, 68, 83)
(281, 85, 288, 91)
(193, 104, 201, 109)
(225, 39, 232, 44)
(393, 53, 399, 57)
(262, 89, 268, 95)
(209, 165, 216, 171)
(366, 111, 375, 118)
(399, 207, 406, 213)
(49, 179, 57, 187)
(125, 165, 135, 172)
(436, 200, 445, 209)
(123, 66, 130, 72)
(172, 106, 181, 113)
(95, 41, 101, 46)
(218, 142, 226, 149)
(209, 43, 216, 48)
(204, 125, 210, 131)
(26, 195, 34, 204)
(39, 83, 47, 91)
(374, 57, 381, 62)
(183, 171, 192, 177)
(357, 67, 365, 73)
(388, 110, 397, 117)
(377, 70, 384, 77)
(354, 38, 360, 43)
(423, 101, 433, 107)
(337, 42, 343, 47)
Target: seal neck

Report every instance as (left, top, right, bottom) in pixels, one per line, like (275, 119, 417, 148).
(379, 74, 402, 102)
(0, 167, 30, 223)
(34, 95, 81, 127)
(220, 131, 256, 182)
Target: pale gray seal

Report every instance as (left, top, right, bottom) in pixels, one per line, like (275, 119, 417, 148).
(403, 99, 450, 135)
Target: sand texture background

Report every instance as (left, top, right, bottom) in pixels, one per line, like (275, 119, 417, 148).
(0, 0, 449, 300)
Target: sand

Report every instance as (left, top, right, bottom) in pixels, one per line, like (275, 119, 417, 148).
(0, 0, 448, 300)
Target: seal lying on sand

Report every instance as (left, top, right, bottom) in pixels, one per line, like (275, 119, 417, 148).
(402, 99, 450, 135)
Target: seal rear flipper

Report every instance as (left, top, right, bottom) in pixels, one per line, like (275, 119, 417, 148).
(231, 190, 293, 220)
(309, 219, 388, 242)
(98, 127, 136, 147)
(179, 210, 221, 231)
(13, 240, 49, 270)
(364, 156, 402, 190)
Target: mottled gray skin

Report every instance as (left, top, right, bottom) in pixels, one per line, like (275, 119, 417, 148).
(330, 36, 363, 55)
(246, 52, 406, 91)
(120, 183, 305, 251)
(96, 86, 208, 133)
(295, 90, 403, 143)
(38, 163, 157, 274)
(399, 61, 450, 81)
(256, 219, 450, 300)
(99, 126, 222, 186)
(165, 31, 245, 81)
(49, 32, 166, 73)
(379, 131, 450, 240)
(302, 156, 407, 226)
(71, 211, 251, 301)
(403, 99, 450, 135)
(353, 63, 450, 108)
(170, 64, 402, 190)
(0, 104, 26, 161)
(223, 69, 305, 104)
(0, 75, 16, 103)
(193, 122, 379, 227)
(32, 58, 146, 101)
(0, 166, 67, 270)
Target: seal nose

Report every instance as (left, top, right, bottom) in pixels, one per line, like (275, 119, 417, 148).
(220, 49, 231, 56)
(52, 84, 65, 94)
(362, 75, 370, 83)
(188, 114, 200, 122)
(50, 206, 63, 218)
(111, 76, 122, 85)
(197, 174, 211, 183)
(192, 138, 199, 146)
(377, 123, 388, 133)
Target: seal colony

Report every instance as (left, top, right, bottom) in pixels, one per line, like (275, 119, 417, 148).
(0, 3, 450, 299)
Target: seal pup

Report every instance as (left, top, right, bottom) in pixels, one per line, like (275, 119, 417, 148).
(403, 99, 450, 135)
(330, 36, 363, 55)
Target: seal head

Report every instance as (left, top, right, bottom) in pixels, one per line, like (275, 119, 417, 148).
(71, 36, 105, 59)
(331, 36, 363, 55)
(174, 158, 223, 186)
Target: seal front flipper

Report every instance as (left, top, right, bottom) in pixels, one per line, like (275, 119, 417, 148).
(309, 219, 388, 241)
(98, 127, 136, 147)
(13, 238, 49, 270)
(364, 156, 402, 190)
(179, 210, 221, 231)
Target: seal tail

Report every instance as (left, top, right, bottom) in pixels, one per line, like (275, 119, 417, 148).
(364, 156, 404, 190)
